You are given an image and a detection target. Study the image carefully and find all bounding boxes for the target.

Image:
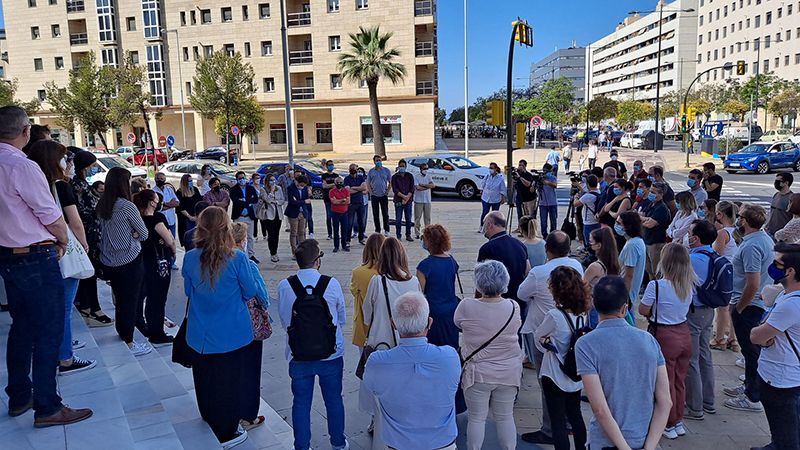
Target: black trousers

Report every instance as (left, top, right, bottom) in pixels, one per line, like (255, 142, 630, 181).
(240, 340, 263, 422)
(192, 345, 246, 443)
(106, 255, 144, 344)
(141, 259, 171, 340)
(75, 275, 101, 313)
(264, 218, 281, 256)
(760, 376, 800, 450)
(732, 304, 763, 403)
(542, 376, 587, 450)
(371, 195, 390, 233)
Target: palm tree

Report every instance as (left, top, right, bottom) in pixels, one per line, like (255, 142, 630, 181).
(338, 26, 406, 159)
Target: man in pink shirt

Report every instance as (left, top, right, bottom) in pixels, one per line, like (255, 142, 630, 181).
(0, 106, 92, 427)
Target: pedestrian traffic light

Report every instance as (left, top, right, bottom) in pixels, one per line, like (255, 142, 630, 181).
(513, 20, 533, 47)
(736, 60, 746, 76)
(486, 100, 506, 127)
(687, 106, 697, 123)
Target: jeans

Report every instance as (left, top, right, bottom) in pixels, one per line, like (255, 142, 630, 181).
(542, 376, 586, 450)
(289, 357, 346, 450)
(332, 211, 349, 249)
(480, 201, 500, 227)
(394, 201, 413, 238)
(732, 304, 764, 403)
(372, 196, 390, 233)
(539, 204, 558, 237)
(58, 277, 80, 361)
(240, 340, 263, 423)
(414, 202, 432, 236)
(106, 254, 145, 344)
(142, 258, 171, 340)
(234, 216, 255, 257)
(531, 348, 552, 435)
(563, 158, 571, 171)
(347, 202, 367, 241)
(324, 201, 333, 237)
(588, 158, 596, 169)
(306, 203, 314, 234)
(464, 382, 518, 450)
(0, 245, 64, 418)
(760, 376, 800, 450)
(686, 306, 716, 414)
(289, 214, 307, 254)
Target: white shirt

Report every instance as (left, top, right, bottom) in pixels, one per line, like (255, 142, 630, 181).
(758, 291, 800, 388)
(666, 211, 698, 246)
(535, 308, 585, 392)
(640, 279, 691, 325)
(518, 256, 585, 334)
(413, 172, 433, 203)
(579, 190, 601, 225)
(153, 184, 178, 226)
(588, 145, 598, 159)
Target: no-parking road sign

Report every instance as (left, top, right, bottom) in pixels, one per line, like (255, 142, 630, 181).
(530, 116, 543, 128)
(126, 132, 136, 144)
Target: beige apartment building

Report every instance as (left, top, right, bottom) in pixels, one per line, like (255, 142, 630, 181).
(3, 0, 438, 155)
(696, 0, 800, 127)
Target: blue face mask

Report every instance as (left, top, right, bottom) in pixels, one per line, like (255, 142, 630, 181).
(675, 202, 681, 210)
(398, 167, 406, 173)
(327, 165, 335, 172)
(238, 178, 246, 187)
(187, 180, 194, 189)
(687, 179, 697, 188)
(614, 223, 626, 236)
(698, 209, 706, 219)
(768, 262, 787, 282)
(375, 161, 382, 168)
(613, 187, 622, 196)
(634, 165, 641, 172)
(647, 176, 656, 182)
(647, 192, 657, 202)
(636, 188, 644, 196)
(420, 238, 428, 251)
(87, 166, 99, 177)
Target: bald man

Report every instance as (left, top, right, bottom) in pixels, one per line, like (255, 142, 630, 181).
(477, 211, 530, 316)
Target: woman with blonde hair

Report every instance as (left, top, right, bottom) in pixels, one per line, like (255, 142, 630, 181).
(710, 200, 740, 351)
(667, 191, 698, 246)
(176, 173, 202, 249)
(350, 233, 385, 348)
(519, 215, 546, 268)
(639, 243, 697, 440)
(183, 207, 261, 447)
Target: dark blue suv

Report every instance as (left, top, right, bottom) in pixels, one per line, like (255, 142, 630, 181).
(256, 160, 330, 199)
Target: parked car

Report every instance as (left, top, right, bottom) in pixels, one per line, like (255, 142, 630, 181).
(114, 146, 141, 161)
(403, 153, 489, 200)
(723, 141, 800, 174)
(760, 128, 794, 142)
(88, 153, 148, 185)
(791, 130, 800, 146)
(716, 125, 763, 142)
(158, 160, 238, 189)
(194, 146, 238, 163)
(129, 148, 168, 165)
(256, 159, 332, 199)
(620, 132, 643, 149)
(168, 147, 193, 161)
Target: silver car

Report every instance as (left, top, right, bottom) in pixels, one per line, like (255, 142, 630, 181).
(158, 160, 238, 189)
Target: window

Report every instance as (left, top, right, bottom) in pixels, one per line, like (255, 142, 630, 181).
(263, 77, 275, 92)
(221, 7, 232, 22)
(359, 79, 368, 88)
(788, 30, 792, 41)
(765, 35, 771, 48)
(790, 4, 794, 15)
(316, 123, 332, 143)
(224, 43, 235, 56)
(764, 59, 770, 72)
(180, 11, 186, 26)
(146, 44, 167, 106)
(203, 45, 214, 57)
(34, 58, 43, 71)
(242, 5, 249, 20)
(296, 124, 304, 144)
(724, 5, 728, 16)
(361, 116, 401, 144)
(200, 9, 211, 24)
(190, 10, 196, 25)
(754, 61, 759, 74)
(356, 0, 368, 10)
(698, 53, 702, 63)
(244, 42, 251, 57)
(54, 56, 64, 69)
(38, 90, 46, 101)
(179, 47, 188, 61)
(755, 15, 761, 28)
(97, 0, 117, 42)
(699, 34, 703, 45)
(51, 24, 61, 37)
(778, 8, 783, 18)
(700, 16, 704, 26)
(31, 27, 40, 40)
(259, 3, 270, 19)
(330, 74, 342, 89)
(100, 48, 117, 66)
(329, 35, 341, 51)
(775, 57, 779, 68)
(130, 51, 139, 64)
(185, 82, 192, 96)
(714, 49, 718, 60)
(723, 26, 726, 38)
(766, 11, 772, 24)
(786, 55, 790, 66)
(142, 0, 160, 38)
(49, 0, 57, 4)
(328, 0, 340, 12)
(796, 53, 800, 64)
(269, 124, 286, 144)
(722, 47, 726, 58)
(126, 16, 136, 31)
(746, 18, 750, 28)
(261, 41, 273, 56)
(193, 46, 200, 60)
(28, 0, 36, 6)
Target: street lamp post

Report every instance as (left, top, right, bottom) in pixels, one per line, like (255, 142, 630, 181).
(683, 62, 733, 168)
(735, 39, 761, 145)
(464, 0, 469, 159)
(161, 28, 188, 150)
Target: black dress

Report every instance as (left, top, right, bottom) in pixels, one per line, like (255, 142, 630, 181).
(176, 187, 202, 248)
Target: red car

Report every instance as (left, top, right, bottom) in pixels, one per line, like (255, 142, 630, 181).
(129, 148, 168, 166)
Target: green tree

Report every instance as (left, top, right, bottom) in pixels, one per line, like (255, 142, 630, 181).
(448, 107, 465, 123)
(435, 107, 447, 126)
(44, 52, 116, 150)
(0, 79, 41, 117)
(688, 98, 713, 119)
(337, 25, 406, 159)
(615, 100, 654, 129)
(720, 99, 750, 120)
(538, 77, 575, 126)
(739, 73, 784, 110)
(768, 83, 800, 124)
(213, 95, 265, 150)
(586, 96, 618, 122)
(107, 52, 162, 155)
(512, 97, 543, 121)
(190, 51, 257, 162)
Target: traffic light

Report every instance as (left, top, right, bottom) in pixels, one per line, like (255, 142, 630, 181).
(513, 20, 534, 47)
(486, 100, 506, 127)
(736, 60, 746, 76)
(516, 122, 525, 149)
(687, 106, 697, 123)
(680, 114, 688, 134)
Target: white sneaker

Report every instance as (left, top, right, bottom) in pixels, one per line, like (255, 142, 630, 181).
(739, 374, 746, 382)
(128, 341, 152, 357)
(735, 357, 745, 369)
(724, 395, 763, 412)
(72, 339, 86, 350)
(221, 429, 248, 449)
(382, 230, 389, 237)
(662, 426, 678, 440)
(675, 422, 686, 436)
(309, 233, 315, 239)
(332, 439, 350, 450)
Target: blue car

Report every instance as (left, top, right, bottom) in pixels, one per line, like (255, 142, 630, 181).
(723, 141, 800, 174)
(257, 159, 332, 199)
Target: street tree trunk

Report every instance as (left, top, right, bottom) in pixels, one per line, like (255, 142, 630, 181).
(141, 105, 158, 172)
(225, 109, 231, 165)
(367, 79, 386, 159)
(96, 131, 109, 153)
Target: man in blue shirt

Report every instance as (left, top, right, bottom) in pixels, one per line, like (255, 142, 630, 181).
(539, 163, 558, 237)
(685, 220, 718, 420)
(477, 211, 530, 310)
(277, 240, 348, 450)
(343, 163, 367, 245)
(367, 155, 392, 236)
(363, 291, 460, 450)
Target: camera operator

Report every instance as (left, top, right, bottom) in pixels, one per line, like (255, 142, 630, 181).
(539, 163, 559, 237)
(574, 174, 602, 257)
(514, 160, 538, 222)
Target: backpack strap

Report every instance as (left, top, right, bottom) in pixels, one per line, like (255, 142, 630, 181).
(313, 275, 332, 297)
(287, 275, 306, 298)
(785, 331, 800, 363)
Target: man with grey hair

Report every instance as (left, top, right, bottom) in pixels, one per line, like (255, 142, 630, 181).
(478, 211, 530, 320)
(0, 106, 93, 427)
(363, 292, 461, 450)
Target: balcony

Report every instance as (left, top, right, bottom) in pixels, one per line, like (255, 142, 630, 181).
(289, 50, 313, 65)
(414, 0, 433, 16)
(416, 81, 435, 96)
(66, 0, 85, 13)
(69, 33, 88, 45)
(287, 11, 311, 27)
(291, 86, 314, 100)
(415, 41, 434, 57)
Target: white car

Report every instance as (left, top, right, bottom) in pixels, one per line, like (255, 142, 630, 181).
(87, 153, 147, 184)
(791, 131, 800, 146)
(158, 160, 239, 189)
(620, 133, 643, 149)
(114, 146, 142, 161)
(403, 153, 490, 200)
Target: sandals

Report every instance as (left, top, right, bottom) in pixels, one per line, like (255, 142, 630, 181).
(239, 416, 265, 431)
(727, 340, 741, 353)
(80, 309, 114, 327)
(709, 338, 727, 351)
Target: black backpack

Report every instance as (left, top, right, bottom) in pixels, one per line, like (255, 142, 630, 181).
(558, 309, 591, 382)
(287, 275, 337, 361)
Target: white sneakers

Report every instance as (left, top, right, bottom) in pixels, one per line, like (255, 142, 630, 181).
(221, 428, 248, 449)
(735, 357, 746, 369)
(128, 341, 152, 357)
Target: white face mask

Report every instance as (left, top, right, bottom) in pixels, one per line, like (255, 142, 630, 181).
(59, 158, 68, 170)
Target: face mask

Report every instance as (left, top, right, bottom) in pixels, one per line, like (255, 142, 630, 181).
(349, 169, 357, 176)
(647, 176, 655, 182)
(698, 209, 706, 219)
(647, 192, 657, 202)
(237, 179, 246, 186)
(398, 167, 406, 173)
(375, 161, 382, 168)
(87, 166, 99, 177)
(420, 238, 428, 251)
(675, 202, 681, 210)
(187, 180, 194, 189)
(213, 185, 221, 192)
(335, 182, 344, 188)
(327, 165, 335, 172)
(269, 178, 277, 186)
(775, 180, 784, 191)
(358, 171, 365, 177)
(687, 179, 697, 188)
(421, 169, 428, 175)
(634, 165, 641, 172)
(59, 158, 67, 170)
(636, 188, 644, 196)
(288, 171, 294, 177)
(614, 223, 626, 236)
(613, 187, 622, 196)
(68, 165, 76, 179)
(156, 180, 165, 187)
(768, 262, 787, 283)
(611, 155, 618, 161)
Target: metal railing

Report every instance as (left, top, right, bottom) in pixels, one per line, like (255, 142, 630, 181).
(287, 11, 311, 27)
(291, 86, 315, 100)
(414, 0, 433, 16)
(416, 81, 435, 95)
(69, 33, 88, 45)
(415, 41, 434, 57)
(66, 0, 85, 12)
(288, 50, 313, 65)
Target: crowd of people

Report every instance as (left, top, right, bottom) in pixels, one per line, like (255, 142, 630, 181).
(2, 102, 800, 450)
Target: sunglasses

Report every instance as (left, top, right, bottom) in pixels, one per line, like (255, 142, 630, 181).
(315, 251, 325, 262)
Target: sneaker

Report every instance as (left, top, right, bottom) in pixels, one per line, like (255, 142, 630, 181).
(359, 239, 366, 246)
(662, 426, 679, 440)
(72, 340, 86, 350)
(735, 357, 746, 369)
(703, 405, 717, 414)
(327, 235, 333, 240)
(58, 357, 96, 376)
(724, 395, 763, 412)
(128, 341, 152, 357)
(249, 255, 260, 264)
(521, 430, 554, 445)
(254, 236, 259, 241)
(739, 374, 746, 382)
(309, 233, 315, 239)
(382, 230, 389, 237)
(221, 429, 248, 450)
(684, 409, 704, 421)
(723, 384, 745, 397)
(333, 248, 339, 253)
(34, 406, 93, 428)
(149, 335, 175, 348)
(405, 235, 414, 242)
(270, 255, 279, 262)
(675, 422, 686, 436)
(332, 439, 350, 450)
(343, 246, 351, 252)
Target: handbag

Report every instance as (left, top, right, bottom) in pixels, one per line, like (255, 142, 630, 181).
(172, 298, 199, 368)
(356, 276, 397, 380)
(452, 256, 464, 299)
(460, 301, 515, 368)
(52, 185, 94, 280)
(247, 298, 273, 340)
(647, 281, 659, 337)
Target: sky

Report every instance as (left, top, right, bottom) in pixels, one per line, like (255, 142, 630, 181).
(436, 0, 660, 113)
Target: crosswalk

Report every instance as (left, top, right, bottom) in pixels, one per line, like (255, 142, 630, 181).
(719, 185, 771, 207)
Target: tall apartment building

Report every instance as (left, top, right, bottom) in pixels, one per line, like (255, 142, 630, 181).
(587, 0, 698, 105)
(696, 0, 800, 126)
(3, 0, 438, 153)
(529, 45, 586, 103)
(0, 29, 7, 79)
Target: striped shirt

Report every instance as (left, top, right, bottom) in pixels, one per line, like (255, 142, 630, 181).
(99, 198, 148, 267)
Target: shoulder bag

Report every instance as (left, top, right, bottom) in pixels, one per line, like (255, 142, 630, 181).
(356, 276, 397, 379)
(247, 298, 273, 340)
(52, 185, 95, 280)
(452, 256, 464, 299)
(646, 281, 659, 337)
(172, 297, 199, 368)
(460, 301, 516, 367)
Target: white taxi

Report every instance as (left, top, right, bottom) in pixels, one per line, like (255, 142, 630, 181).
(402, 153, 490, 200)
